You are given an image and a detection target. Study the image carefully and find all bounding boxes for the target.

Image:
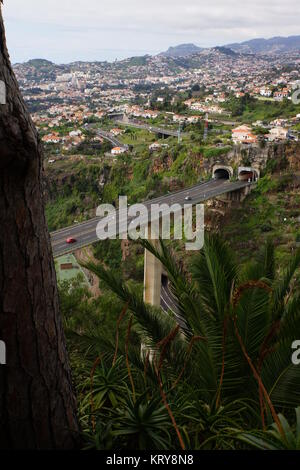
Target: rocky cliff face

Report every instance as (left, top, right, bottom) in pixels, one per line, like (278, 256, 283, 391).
(152, 154, 174, 173)
(285, 143, 300, 172)
(98, 164, 112, 189)
(43, 159, 112, 203)
(205, 142, 300, 240)
(150, 143, 289, 183)
(43, 142, 300, 215)
(202, 144, 279, 177)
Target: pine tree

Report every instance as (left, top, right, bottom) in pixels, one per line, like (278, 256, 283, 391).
(0, 5, 80, 448)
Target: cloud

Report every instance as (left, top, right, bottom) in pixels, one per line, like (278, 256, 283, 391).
(3, 0, 300, 62)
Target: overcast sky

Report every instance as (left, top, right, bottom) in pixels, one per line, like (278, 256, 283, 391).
(3, 0, 300, 63)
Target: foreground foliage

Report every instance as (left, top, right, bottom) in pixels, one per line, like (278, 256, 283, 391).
(236, 407, 300, 450)
(65, 235, 300, 450)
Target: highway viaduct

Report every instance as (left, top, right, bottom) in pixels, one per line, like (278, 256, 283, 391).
(51, 167, 257, 309)
(114, 117, 183, 139)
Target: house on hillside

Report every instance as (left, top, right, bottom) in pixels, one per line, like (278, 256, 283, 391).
(149, 142, 169, 151)
(69, 130, 82, 138)
(232, 125, 258, 144)
(111, 146, 127, 155)
(111, 128, 125, 136)
(260, 87, 272, 97)
(187, 115, 202, 124)
(266, 127, 288, 142)
(273, 89, 289, 101)
(173, 114, 187, 123)
(41, 132, 61, 144)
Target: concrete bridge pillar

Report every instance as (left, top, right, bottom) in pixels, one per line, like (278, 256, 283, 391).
(143, 223, 162, 307)
(223, 184, 253, 202)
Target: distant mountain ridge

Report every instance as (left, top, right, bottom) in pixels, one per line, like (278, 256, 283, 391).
(213, 46, 238, 57)
(159, 43, 203, 57)
(159, 36, 300, 58)
(225, 35, 300, 54)
(25, 59, 54, 67)
(17, 35, 300, 68)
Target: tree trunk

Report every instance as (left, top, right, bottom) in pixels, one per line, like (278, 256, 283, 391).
(0, 6, 80, 449)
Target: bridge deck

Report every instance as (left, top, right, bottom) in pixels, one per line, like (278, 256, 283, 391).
(51, 179, 250, 257)
(95, 129, 129, 149)
(115, 119, 182, 137)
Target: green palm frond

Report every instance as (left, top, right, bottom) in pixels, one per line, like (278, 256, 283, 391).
(235, 407, 300, 450)
(191, 234, 238, 321)
(234, 285, 271, 358)
(272, 247, 300, 319)
(259, 238, 276, 281)
(261, 340, 300, 408)
(82, 260, 179, 350)
(278, 294, 300, 345)
(239, 240, 275, 283)
(79, 233, 300, 439)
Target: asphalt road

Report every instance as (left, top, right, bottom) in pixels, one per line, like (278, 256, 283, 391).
(114, 119, 182, 138)
(94, 128, 129, 149)
(50, 178, 251, 258)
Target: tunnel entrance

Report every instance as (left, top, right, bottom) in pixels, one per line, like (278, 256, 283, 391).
(238, 168, 259, 182)
(239, 171, 254, 182)
(214, 168, 230, 180)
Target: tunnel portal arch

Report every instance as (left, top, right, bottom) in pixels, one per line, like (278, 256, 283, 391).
(238, 167, 260, 182)
(212, 165, 233, 180)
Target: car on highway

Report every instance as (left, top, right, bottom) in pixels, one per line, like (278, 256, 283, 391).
(66, 237, 77, 244)
(185, 196, 192, 201)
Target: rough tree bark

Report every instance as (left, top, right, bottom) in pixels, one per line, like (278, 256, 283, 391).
(0, 5, 80, 448)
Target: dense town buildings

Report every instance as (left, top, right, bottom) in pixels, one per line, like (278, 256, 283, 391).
(14, 48, 300, 146)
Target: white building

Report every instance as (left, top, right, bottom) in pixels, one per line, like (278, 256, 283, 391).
(267, 127, 288, 142)
(173, 114, 187, 123)
(232, 125, 258, 144)
(149, 142, 169, 151)
(260, 87, 272, 97)
(69, 130, 82, 137)
(111, 147, 127, 155)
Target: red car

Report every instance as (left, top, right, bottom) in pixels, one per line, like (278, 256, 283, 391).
(66, 237, 77, 244)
